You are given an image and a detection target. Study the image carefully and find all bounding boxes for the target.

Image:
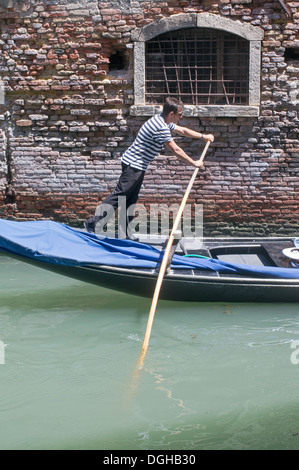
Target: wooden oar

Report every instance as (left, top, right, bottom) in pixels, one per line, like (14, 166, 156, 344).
(136, 140, 211, 370)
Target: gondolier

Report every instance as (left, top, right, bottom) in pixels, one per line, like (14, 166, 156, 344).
(84, 97, 214, 238)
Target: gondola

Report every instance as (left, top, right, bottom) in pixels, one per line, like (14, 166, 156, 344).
(0, 219, 299, 303)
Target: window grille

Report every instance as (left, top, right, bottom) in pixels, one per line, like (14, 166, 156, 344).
(145, 28, 249, 106)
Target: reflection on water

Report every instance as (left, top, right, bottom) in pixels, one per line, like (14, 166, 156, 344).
(0, 255, 299, 450)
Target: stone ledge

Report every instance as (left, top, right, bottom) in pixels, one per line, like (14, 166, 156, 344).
(130, 105, 260, 118)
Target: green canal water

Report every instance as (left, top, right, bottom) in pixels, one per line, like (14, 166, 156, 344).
(0, 255, 299, 450)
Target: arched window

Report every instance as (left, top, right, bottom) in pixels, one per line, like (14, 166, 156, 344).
(131, 13, 264, 117)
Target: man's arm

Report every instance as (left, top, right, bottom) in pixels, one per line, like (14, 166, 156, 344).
(164, 140, 204, 168)
(174, 125, 214, 142)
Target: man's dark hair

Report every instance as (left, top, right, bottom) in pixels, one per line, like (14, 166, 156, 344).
(162, 97, 183, 116)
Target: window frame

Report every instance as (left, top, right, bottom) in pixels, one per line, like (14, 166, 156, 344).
(131, 13, 264, 118)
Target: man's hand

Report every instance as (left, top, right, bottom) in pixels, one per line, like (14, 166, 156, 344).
(203, 134, 214, 142)
(193, 159, 205, 168)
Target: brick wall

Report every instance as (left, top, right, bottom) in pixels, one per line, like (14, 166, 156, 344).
(0, 0, 298, 236)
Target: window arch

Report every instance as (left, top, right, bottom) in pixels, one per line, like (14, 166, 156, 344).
(131, 13, 264, 117)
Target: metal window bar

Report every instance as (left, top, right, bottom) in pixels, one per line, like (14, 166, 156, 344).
(171, 36, 182, 98)
(145, 28, 249, 105)
(158, 37, 170, 96)
(183, 37, 195, 105)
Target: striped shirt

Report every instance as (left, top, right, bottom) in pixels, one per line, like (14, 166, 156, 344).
(121, 114, 176, 171)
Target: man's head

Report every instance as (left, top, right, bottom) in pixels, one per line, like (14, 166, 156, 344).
(162, 97, 183, 124)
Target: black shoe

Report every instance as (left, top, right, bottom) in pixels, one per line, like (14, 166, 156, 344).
(84, 221, 95, 234)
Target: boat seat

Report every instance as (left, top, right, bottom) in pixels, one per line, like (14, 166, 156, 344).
(178, 237, 210, 256)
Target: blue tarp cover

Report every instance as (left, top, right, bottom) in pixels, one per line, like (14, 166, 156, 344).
(0, 219, 299, 279)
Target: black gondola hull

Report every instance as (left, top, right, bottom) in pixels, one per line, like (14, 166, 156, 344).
(3, 251, 299, 303)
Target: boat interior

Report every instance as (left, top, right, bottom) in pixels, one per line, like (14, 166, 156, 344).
(134, 235, 298, 277)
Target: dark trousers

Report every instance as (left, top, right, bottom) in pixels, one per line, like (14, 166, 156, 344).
(87, 163, 145, 237)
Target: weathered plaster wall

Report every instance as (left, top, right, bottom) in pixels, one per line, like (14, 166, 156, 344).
(0, 0, 298, 235)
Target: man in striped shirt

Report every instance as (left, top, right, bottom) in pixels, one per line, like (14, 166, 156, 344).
(85, 97, 214, 238)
